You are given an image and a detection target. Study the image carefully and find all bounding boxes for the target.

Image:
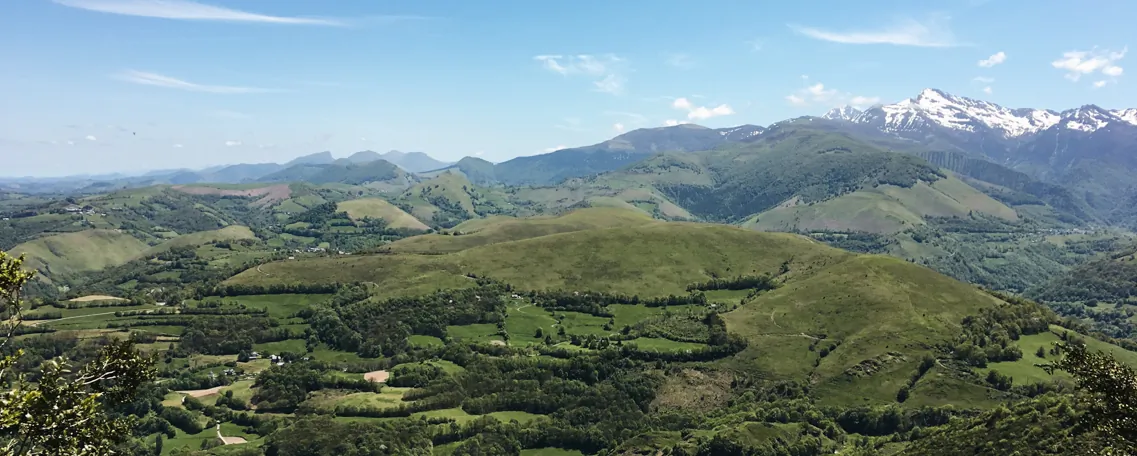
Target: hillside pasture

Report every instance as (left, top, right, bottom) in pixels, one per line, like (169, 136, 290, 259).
(170, 184, 291, 207)
(337, 198, 429, 231)
(7, 229, 149, 278)
(143, 225, 256, 256)
(227, 222, 848, 299)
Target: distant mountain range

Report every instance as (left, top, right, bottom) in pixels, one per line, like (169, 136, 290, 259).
(5, 88, 1137, 225)
(429, 123, 765, 185)
(0, 149, 454, 193)
(818, 88, 1137, 220)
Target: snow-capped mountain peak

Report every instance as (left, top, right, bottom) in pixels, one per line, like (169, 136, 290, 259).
(1058, 105, 1121, 133)
(835, 88, 1065, 139)
(822, 106, 863, 121)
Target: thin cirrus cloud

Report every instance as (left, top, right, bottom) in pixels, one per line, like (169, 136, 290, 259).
(212, 110, 252, 119)
(52, 0, 344, 25)
(664, 53, 695, 69)
(593, 74, 626, 95)
(534, 54, 627, 95)
(788, 15, 962, 47)
(115, 70, 278, 94)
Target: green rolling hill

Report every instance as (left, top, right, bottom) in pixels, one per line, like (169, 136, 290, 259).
(7, 229, 149, 280)
(336, 198, 430, 231)
(380, 207, 656, 254)
(743, 173, 1017, 234)
(224, 208, 1044, 405)
(141, 225, 257, 257)
(258, 159, 415, 189)
(391, 172, 520, 228)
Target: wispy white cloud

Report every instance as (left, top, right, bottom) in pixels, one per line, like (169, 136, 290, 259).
(1052, 47, 1126, 86)
(664, 53, 695, 69)
(671, 97, 734, 121)
(543, 145, 568, 152)
(788, 15, 961, 47)
(53, 0, 343, 25)
(534, 54, 620, 76)
(785, 94, 807, 106)
(663, 119, 691, 126)
(978, 51, 1006, 67)
(85, 135, 97, 141)
(983, 86, 993, 94)
(605, 111, 647, 124)
(613, 123, 626, 133)
(972, 76, 995, 83)
(745, 38, 764, 52)
(593, 74, 626, 95)
(116, 70, 277, 94)
(212, 109, 252, 119)
(604, 111, 648, 131)
(850, 95, 882, 106)
(173, 143, 184, 148)
(534, 54, 627, 95)
(224, 140, 242, 147)
(786, 82, 879, 109)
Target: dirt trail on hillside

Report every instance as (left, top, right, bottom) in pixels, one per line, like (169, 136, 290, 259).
(216, 424, 248, 445)
(25, 311, 121, 327)
(178, 386, 224, 398)
(68, 295, 127, 302)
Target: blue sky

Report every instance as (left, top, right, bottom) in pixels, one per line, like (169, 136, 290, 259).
(1, 0, 1134, 176)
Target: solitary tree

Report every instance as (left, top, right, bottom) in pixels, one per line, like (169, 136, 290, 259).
(0, 252, 156, 455)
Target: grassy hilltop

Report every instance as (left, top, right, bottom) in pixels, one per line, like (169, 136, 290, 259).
(226, 207, 1020, 406)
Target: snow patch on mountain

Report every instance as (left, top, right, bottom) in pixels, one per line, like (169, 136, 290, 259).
(715, 125, 764, 140)
(1114, 108, 1137, 126)
(890, 89, 1058, 137)
(825, 88, 1137, 138)
(822, 106, 863, 121)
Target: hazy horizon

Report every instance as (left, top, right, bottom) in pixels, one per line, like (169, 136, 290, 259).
(3, 0, 1133, 176)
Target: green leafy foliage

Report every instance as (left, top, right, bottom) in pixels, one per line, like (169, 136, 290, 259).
(0, 251, 157, 455)
(903, 339, 1137, 455)
(263, 416, 433, 456)
(947, 292, 1056, 367)
(1030, 246, 1137, 303)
